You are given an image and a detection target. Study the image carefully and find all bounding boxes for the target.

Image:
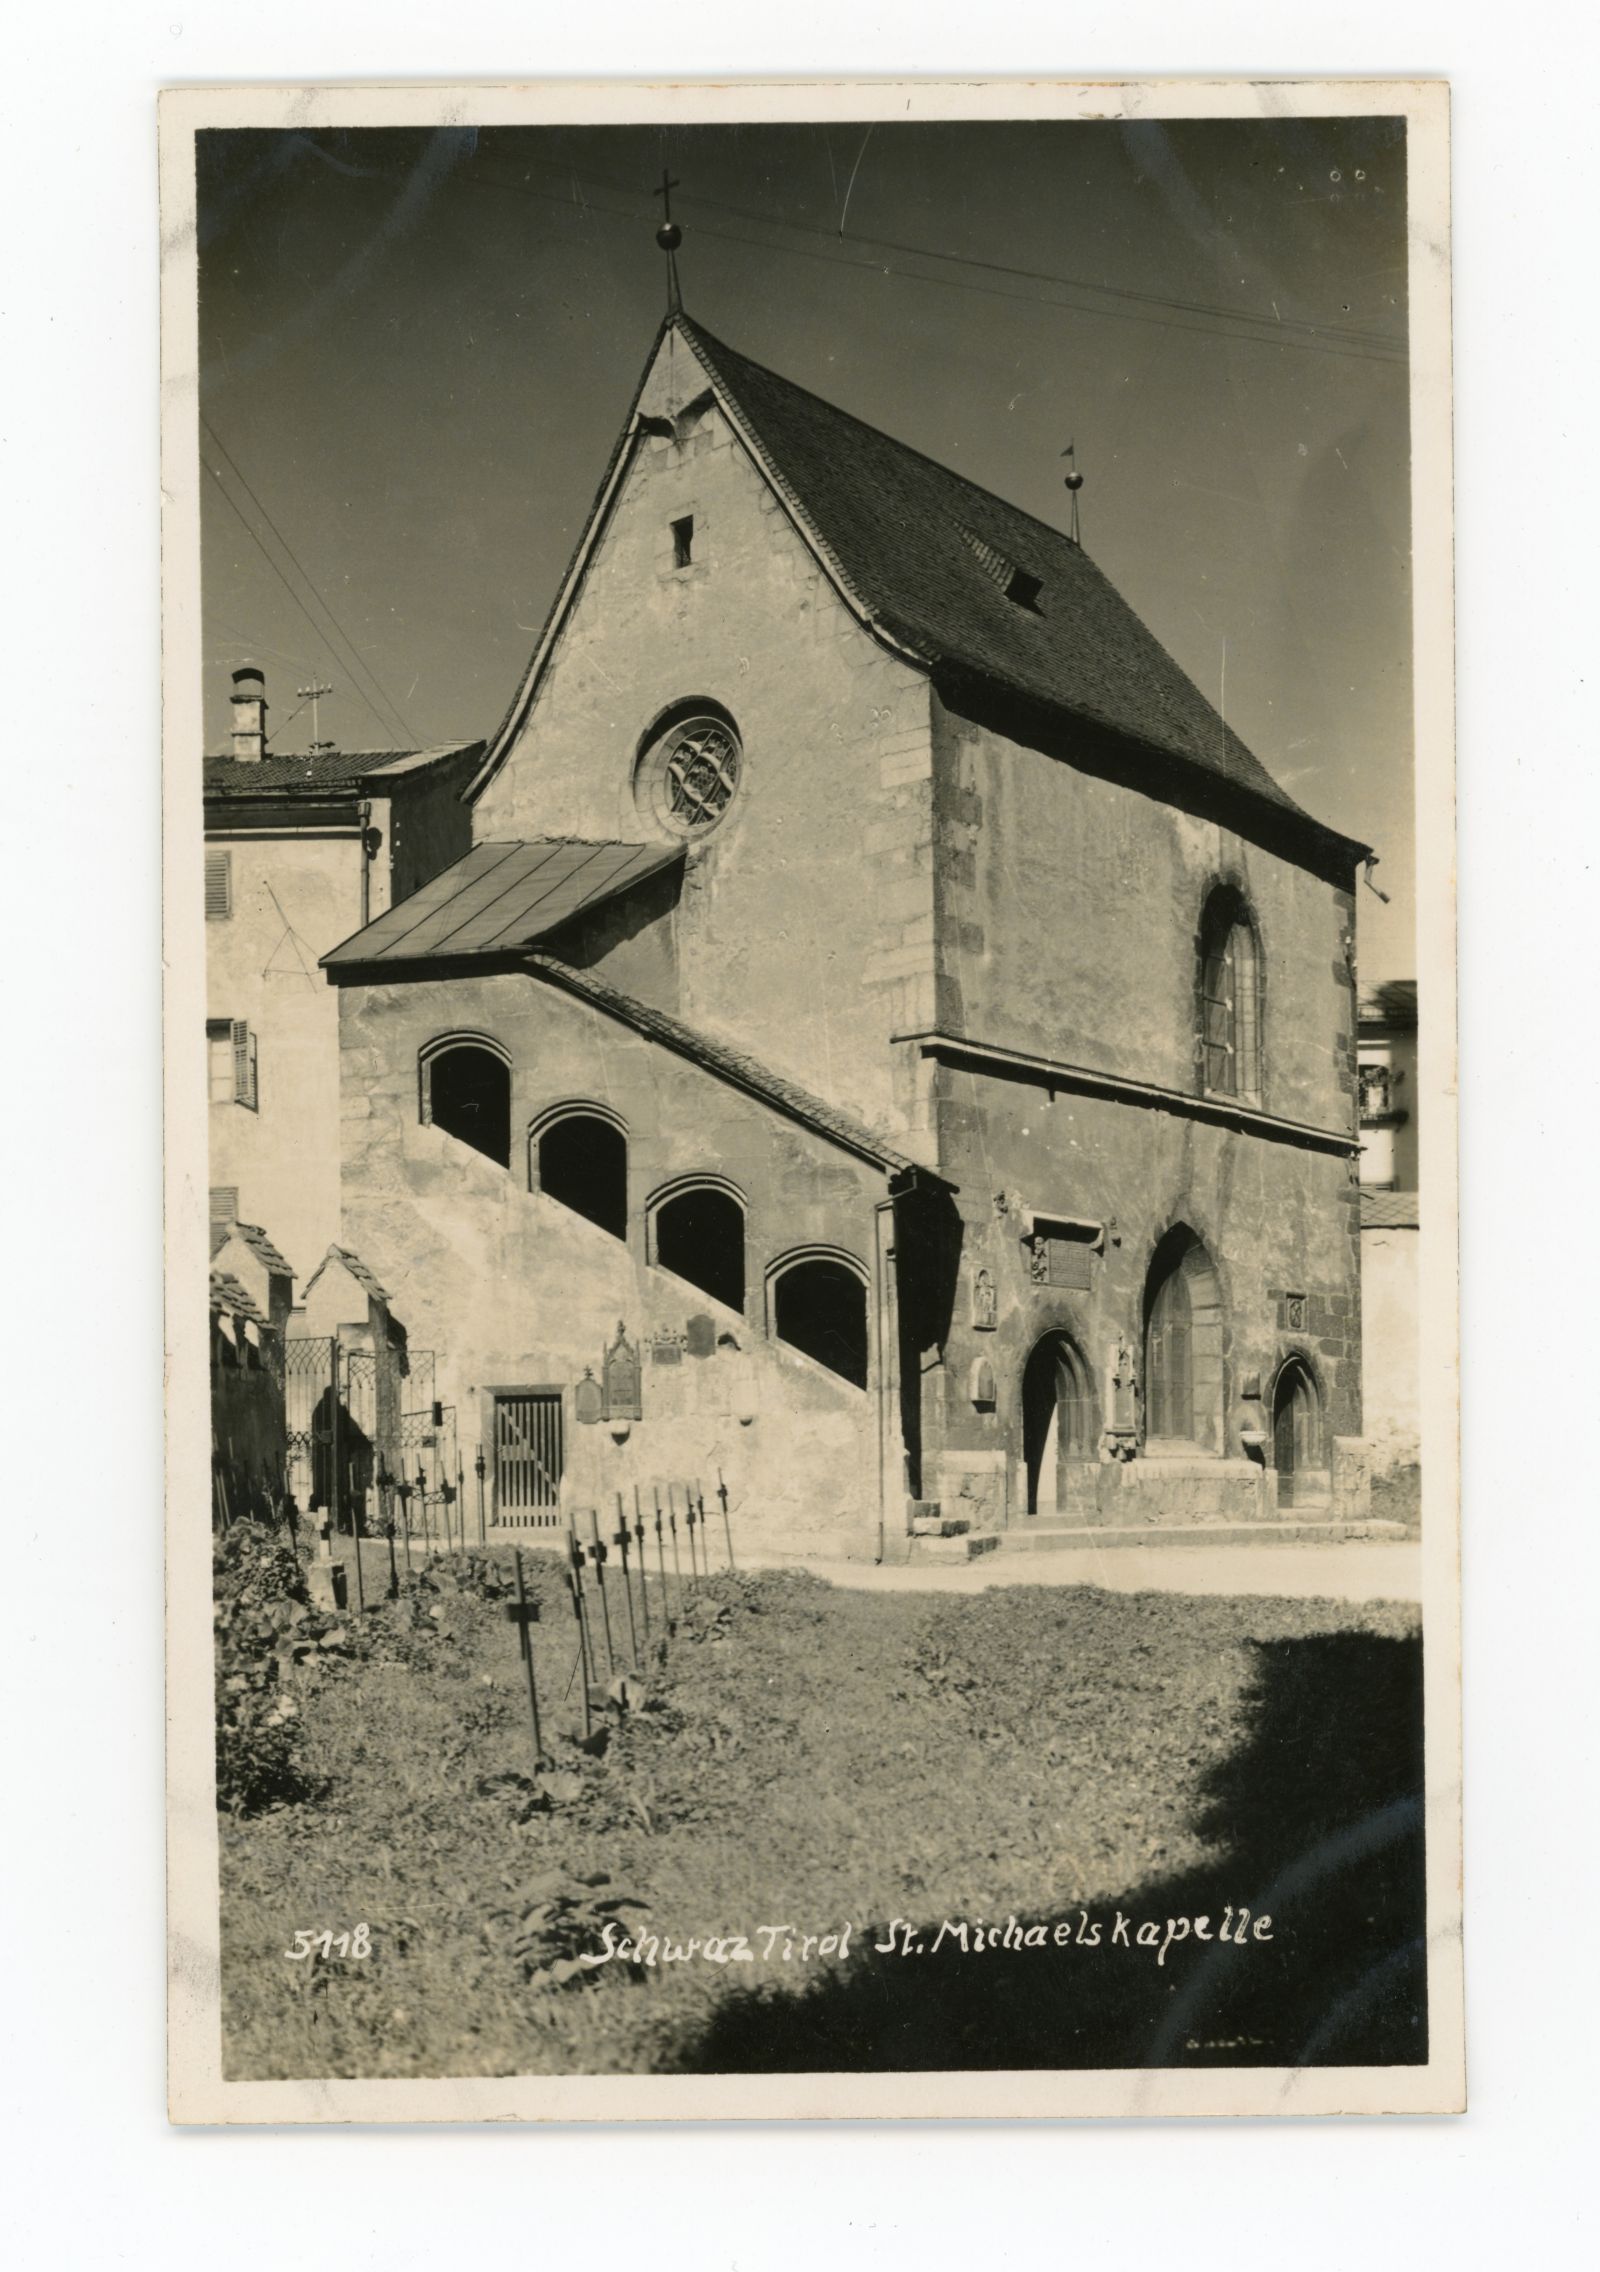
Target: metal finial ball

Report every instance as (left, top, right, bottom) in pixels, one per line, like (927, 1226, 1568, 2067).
(1063, 471, 1085, 492)
(656, 220, 682, 252)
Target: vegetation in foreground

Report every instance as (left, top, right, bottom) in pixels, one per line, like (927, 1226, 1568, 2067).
(215, 1520, 1425, 2078)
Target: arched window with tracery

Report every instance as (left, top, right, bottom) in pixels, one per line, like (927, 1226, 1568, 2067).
(1144, 1227, 1226, 1453)
(1198, 887, 1262, 1103)
(420, 1036, 512, 1168)
(769, 1249, 869, 1389)
(651, 1179, 746, 1313)
(530, 1106, 628, 1240)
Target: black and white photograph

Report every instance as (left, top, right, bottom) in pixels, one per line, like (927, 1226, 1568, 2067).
(161, 77, 1460, 2121)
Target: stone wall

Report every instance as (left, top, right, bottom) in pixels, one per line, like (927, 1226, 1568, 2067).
(929, 694, 1358, 1132)
(919, 1060, 1363, 1529)
(336, 967, 893, 1555)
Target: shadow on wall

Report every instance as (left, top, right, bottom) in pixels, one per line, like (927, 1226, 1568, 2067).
(676, 1628, 1427, 2072)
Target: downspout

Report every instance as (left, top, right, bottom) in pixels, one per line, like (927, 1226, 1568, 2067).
(359, 797, 373, 928)
(873, 1195, 901, 1565)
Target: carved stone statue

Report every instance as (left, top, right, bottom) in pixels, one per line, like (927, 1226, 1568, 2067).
(971, 1266, 997, 1331)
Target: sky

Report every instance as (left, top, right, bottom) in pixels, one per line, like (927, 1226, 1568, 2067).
(196, 115, 1414, 977)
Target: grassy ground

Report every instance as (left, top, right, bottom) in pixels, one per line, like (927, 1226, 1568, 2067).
(217, 1529, 1426, 2079)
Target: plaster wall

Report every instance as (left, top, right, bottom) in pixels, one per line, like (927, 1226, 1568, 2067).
(923, 1060, 1363, 1530)
(389, 756, 478, 904)
(206, 830, 361, 1281)
(1360, 1225, 1420, 1475)
(473, 340, 937, 1149)
(930, 699, 1358, 1133)
(336, 968, 890, 1554)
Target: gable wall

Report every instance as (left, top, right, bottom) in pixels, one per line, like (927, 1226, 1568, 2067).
(474, 357, 939, 1149)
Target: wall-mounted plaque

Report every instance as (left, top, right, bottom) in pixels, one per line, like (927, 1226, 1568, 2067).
(650, 1328, 686, 1365)
(602, 1322, 641, 1419)
(685, 1313, 716, 1359)
(573, 1368, 603, 1426)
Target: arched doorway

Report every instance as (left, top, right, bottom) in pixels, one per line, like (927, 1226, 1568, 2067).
(1022, 1332, 1096, 1516)
(1272, 1358, 1324, 1508)
(1143, 1227, 1225, 1452)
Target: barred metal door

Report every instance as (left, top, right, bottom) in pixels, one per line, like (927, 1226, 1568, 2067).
(493, 1392, 563, 1526)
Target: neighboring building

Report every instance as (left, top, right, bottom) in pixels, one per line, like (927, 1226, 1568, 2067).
(204, 665, 483, 1280)
(1357, 980, 1419, 1189)
(1358, 982, 1420, 1510)
(209, 1265, 286, 1526)
(322, 311, 1373, 1559)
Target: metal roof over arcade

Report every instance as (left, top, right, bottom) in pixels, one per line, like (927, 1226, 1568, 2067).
(322, 839, 683, 970)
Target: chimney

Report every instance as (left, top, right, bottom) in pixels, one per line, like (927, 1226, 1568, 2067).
(230, 664, 268, 763)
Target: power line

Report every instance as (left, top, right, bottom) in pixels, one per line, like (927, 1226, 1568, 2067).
(201, 419, 419, 749)
(456, 160, 1407, 367)
(202, 463, 404, 747)
(508, 148, 1407, 357)
(202, 418, 416, 747)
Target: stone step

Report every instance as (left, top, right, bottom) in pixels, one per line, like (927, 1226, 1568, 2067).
(905, 1529, 1003, 1563)
(990, 1517, 1412, 1554)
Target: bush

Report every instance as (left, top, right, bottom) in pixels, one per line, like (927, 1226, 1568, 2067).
(214, 1519, 318, 1815)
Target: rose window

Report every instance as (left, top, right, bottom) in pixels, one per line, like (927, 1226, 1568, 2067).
(639, 713, 742, 836)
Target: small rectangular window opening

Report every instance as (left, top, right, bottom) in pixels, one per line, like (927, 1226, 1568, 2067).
(1005, 567, 1043, 612)
(671, 515, 694, 568)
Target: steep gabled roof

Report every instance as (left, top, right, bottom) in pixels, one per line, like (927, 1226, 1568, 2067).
(209, 1270, 269, 1327)
(302, 1245, 391, 1305)
(219, 1221, 294, 1279)
(472, 312, 1362, 856)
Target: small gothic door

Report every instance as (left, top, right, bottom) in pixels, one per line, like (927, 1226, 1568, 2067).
(1272, 1363, 1317, 1509)
(1022, 1334, 1095, 1516)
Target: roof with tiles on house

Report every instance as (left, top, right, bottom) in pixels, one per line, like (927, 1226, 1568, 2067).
(476, 311, 1365, 857)
(1358, 978, 1418, 1028)
(323, 840, 682, 970)
(302, 1245, 392, 1305)
(1360, 1188, 1419, 1229)
(215, 1221, 294, 1279)
(209, 1270, 270, 1327)
(524, 953, 936, 1180)
(203, 743, 483, 800)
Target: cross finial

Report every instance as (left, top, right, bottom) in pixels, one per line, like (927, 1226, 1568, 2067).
(654, 167, 684, 312)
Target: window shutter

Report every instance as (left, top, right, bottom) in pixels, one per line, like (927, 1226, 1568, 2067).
(205, 850, 232, 919)
(231, 1020, 258, 1110)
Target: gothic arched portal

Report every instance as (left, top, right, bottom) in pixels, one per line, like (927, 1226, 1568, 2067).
(1021, 1331, 1097, 1516)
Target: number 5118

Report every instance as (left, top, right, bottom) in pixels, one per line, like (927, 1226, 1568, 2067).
(284, 1925, 371, 1961)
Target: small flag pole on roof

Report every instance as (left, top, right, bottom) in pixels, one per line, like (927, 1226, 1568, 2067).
(1061, 440, 1085, 546)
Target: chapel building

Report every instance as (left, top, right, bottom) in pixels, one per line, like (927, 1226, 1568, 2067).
(323, 312, 1373, 1558)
